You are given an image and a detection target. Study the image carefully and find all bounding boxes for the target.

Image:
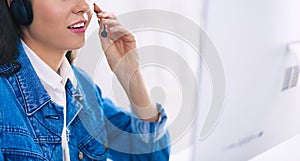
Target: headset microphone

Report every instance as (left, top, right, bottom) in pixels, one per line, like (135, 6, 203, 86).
(94, 10, 107, 38)
(101, 25, 107, 38)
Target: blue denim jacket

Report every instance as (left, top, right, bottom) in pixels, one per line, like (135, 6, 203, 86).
(0, 43, 170, 161)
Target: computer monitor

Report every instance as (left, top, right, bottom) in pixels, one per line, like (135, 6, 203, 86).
(189, 0, 300, 160)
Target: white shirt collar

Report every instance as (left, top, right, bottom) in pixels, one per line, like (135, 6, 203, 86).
(59, 56, 77, 87)
(21, 40, 77, 89)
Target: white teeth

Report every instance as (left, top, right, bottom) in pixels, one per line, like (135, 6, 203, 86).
(69, 23, 84, 29)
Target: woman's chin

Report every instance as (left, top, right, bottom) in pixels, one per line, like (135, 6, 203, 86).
(69, 41, 85, 50)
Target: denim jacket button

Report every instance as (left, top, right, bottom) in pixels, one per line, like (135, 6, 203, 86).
(104, 143, 108, 149)
(78, 151, 83, 160)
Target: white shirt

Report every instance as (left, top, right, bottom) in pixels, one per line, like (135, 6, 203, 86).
(22, 41, 75, 161)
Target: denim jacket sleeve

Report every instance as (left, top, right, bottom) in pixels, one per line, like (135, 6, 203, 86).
(0, 150, 3, 161)
(94, 86, 170, 161)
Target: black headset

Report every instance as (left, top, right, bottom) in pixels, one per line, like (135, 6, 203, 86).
(9, 0, 33, 26)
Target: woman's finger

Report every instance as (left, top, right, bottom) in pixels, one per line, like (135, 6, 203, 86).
(93, 3, 103, 14)
(99, 25, 134, 50)
(99, 18, 120, 27)
(96, 12, 118, 20)
(108, 26, 134, 42)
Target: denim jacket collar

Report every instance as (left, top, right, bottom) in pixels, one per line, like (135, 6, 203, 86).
(0, 62, 19, 75)
(12, 42, 52, 115)
(0, 41, 86, 117)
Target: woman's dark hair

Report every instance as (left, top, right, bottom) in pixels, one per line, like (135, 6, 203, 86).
(0, 0, 75, 76)
(0, 0, 22, 76)
(66, 51, 76, 64)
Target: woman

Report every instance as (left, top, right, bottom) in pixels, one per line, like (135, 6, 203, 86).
(0, 0, 170, 160)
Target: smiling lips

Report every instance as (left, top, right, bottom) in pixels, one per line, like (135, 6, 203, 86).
(68, 20, 87, 34)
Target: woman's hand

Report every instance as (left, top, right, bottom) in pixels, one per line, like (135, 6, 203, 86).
(93, 3, 159, 122)
(94, 4, 138, 78)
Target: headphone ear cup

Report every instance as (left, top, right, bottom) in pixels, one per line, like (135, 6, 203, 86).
(10, 0, 33, 26)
